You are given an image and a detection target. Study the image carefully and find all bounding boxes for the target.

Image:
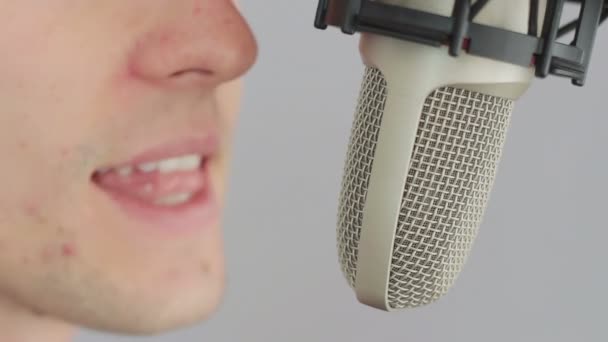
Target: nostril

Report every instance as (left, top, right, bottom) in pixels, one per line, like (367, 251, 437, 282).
(126, 2, 257, 88)
(170, 69, 213, 78)
(168, 68, 215, 86)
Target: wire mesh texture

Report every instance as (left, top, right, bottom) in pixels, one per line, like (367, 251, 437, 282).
(337, 66, 515, 308)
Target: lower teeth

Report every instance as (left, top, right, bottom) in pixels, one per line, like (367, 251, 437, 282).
(154, 192, 195, 206)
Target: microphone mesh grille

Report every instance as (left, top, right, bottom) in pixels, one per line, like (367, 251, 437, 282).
(337, 67, 387, 288)
(338, 66, 514, 309)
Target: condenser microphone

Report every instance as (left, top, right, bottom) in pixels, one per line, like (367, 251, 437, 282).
(335, 0, 539, 312)
(313, 0, 603, 311)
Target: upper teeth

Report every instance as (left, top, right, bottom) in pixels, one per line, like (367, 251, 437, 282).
(113, 154, 202, 176)
(141, 154, 202, 173)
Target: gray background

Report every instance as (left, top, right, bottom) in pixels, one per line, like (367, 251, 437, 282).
(78, 2, 608, 341)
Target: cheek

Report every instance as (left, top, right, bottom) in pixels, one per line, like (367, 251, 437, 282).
(61, 243, 77, 257)
(23, 201, 47, 225)
(0, 200, 77, 272)
(36, 242, 77, 265)
(217, 79, 243, 131)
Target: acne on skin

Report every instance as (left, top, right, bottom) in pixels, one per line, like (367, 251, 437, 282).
(22, 198, 78, 263)
(0, 1, 256, 339)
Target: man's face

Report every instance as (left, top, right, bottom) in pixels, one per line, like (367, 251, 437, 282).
(0, 0, 256, 334)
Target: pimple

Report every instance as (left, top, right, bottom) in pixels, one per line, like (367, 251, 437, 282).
(39, 242, 77, 262)
(18, 141, 28, 150)
(40, 245, 55, 263)
(159, 32, 171, 44)
(61, 243, 76, 257)
(165, 268, 184, 282)
(193, 5, 202, 16)
(24, 202, 38, 216)
(60, 147, 71, 158)
(24, 201, 46, 224)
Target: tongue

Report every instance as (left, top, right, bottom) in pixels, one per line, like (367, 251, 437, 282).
(93, 169, 205, 202)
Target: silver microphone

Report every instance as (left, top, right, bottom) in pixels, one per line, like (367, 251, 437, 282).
(336, 0, 546, 311)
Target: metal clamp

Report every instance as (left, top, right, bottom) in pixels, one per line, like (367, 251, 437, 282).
(314, 0, 606, 86)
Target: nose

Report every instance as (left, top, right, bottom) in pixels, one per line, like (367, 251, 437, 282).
(128, 1, 258, 88)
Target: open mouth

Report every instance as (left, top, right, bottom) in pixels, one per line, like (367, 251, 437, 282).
(91, 137, 220, 233)
(93, 154, 208, 207)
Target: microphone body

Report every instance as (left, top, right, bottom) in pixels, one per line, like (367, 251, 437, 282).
(337, 0, 546, 311)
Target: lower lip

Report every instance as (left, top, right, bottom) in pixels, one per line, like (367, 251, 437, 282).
(92, 163, 219, 235)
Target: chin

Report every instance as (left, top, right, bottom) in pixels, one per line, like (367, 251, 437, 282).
(14, 244, 229, 337)
(118, 284, 226, 336)
(74, 270, 227, 336)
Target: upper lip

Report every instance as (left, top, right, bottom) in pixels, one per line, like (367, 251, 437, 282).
(95, 133, 219, 172)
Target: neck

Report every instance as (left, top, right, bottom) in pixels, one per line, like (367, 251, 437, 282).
(0, 294, 75, 342)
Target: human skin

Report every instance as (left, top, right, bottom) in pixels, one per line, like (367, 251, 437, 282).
(0, 1, 257, 340)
